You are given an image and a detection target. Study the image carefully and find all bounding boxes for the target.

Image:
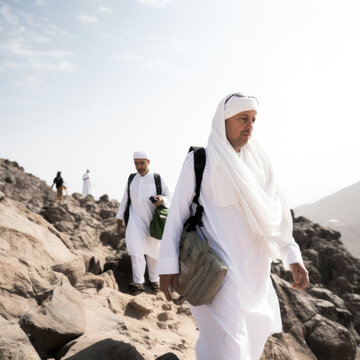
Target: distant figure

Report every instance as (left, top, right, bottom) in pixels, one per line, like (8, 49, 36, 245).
(51, 171, 65, 201)
(116, 151, 172, 294)
(82, 169, 92, 196)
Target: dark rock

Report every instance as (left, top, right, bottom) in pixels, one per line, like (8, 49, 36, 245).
(99, 209, 116, 220)
(344, 293, 360, 333)
(307, 287, 345, 308)
(41, 205, 75, 224)
(57, 337, 145, 360)
(71, 193, 83, 201)
(100, 231, 124, 249)
(87, 256, 102, 275)
(304, 314, 357, 360)
(99, 194, 109, 202)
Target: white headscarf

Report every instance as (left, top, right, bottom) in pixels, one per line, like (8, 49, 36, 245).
(207, 93, 294, 260)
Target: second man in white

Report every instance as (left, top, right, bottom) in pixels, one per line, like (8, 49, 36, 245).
(116, 151, 172, 294)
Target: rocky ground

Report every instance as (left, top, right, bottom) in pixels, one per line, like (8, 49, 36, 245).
(0, 158, 360, 360)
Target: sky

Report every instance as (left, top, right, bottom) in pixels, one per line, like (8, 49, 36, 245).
(1, 0, 360, 208)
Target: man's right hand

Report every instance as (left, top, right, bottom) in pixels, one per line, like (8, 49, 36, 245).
(160, 274, 178, 301)
(117, 219, 123, 232)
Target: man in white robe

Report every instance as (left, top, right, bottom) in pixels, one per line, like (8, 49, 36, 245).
(116, 151, 172, 293)
(158, 94, 309, 360)
(82, 169, 92, 196)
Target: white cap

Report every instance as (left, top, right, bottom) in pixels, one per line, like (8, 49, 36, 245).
(133, 151, 150, 160)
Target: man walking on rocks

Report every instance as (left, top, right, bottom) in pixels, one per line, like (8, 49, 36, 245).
(117, 151, 172, 294)
(82, 169, 92, 196)
(51, 171, 65, 201)
(158, 93, 309, 360)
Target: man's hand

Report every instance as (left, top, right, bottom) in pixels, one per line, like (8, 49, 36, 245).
(289, 262, 309, 290)
(117, 219, 123, 232)
(154, 195, 164, 207)
(160, 274, 178, 301)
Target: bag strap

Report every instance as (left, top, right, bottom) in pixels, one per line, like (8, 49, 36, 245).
(189, 146, 206, 206)
(184, 146, 206, 232)
(124, 173, 136, 222)
(154, 173, 162, 195)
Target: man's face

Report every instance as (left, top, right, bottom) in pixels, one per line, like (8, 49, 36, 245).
(134, 158, 150, 176)
(225, 110, 257, 151)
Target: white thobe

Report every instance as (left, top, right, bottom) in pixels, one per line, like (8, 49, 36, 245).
(82, 173, 92, 196)
(158, 150, 303, 360)
(116, 171, 172, 260)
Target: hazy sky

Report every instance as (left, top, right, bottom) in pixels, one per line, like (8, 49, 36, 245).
(1, 0, 360, 208)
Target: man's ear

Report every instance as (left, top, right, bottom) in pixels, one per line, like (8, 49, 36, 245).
(147, 159, 150, 165)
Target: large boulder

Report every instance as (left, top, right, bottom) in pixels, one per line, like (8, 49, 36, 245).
(0, 317, 41, 360)
(20, 276, 86, 359)
(304, 314, 357, 360)
(58, 335, 145, 360)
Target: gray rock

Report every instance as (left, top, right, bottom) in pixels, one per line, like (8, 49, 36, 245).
(52, 255, 86, 286)
(0, 317, 41, 360)
(58, 335, 145, 360)
(304, 314, 357, 360)
(344, 293, 360, 333)
(99, 208, 116, 220)
(20, 276, 86, 359)
(129, 296, 153, 314)
(99, 194, 109, 202)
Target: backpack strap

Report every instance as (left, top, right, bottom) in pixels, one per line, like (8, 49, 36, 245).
(184, 146, 206, 231)
(154, 173, 162, 195)
(124, 173, 136, 224)
(188, 146, 206, 206)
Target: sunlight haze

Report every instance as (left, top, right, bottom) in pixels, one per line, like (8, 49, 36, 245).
(1, 0, 360, 207)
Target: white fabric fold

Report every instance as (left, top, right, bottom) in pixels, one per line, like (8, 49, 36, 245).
(207, 94, 294, 260)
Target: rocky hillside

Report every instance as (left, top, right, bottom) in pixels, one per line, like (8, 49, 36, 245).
(0, 158, 360, 360)
(295, 180, 360, 258)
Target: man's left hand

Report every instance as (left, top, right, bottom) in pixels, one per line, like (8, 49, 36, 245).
(289, 262, 309, 290)
(154, 195, 164, 207)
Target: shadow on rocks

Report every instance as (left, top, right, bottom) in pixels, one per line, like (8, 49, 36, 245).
(61, 338, 145, 360)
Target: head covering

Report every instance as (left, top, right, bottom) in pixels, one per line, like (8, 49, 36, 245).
(133, 151, 150, 160)
(207, 93, 293, 260)
(224, 93, 259, 120)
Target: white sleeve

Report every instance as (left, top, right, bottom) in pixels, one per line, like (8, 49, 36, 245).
(116, 184, 129, 220)
(278, 238, 303, 270)
(274, 186, 304, 269)
(160, 175, 173, 208)
(157, 153, 196, 274)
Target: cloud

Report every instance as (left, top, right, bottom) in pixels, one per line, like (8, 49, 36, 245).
(172, 39, 184, 51)
(0, 3, 76, 75)
(117, 53, 186, 74)
(3, 39, 75, 58)
(32, 60, 75, 72)
(78, 14, 98, 24)
(35, 36, 50, 43)
(4, 60, 75, 72)
(0, 4, 19, 25)
(98, 7, 112, 13)
(145, 35, 162, 41)
(13, 75, 43, 87)
(137, 0, 173, 8)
